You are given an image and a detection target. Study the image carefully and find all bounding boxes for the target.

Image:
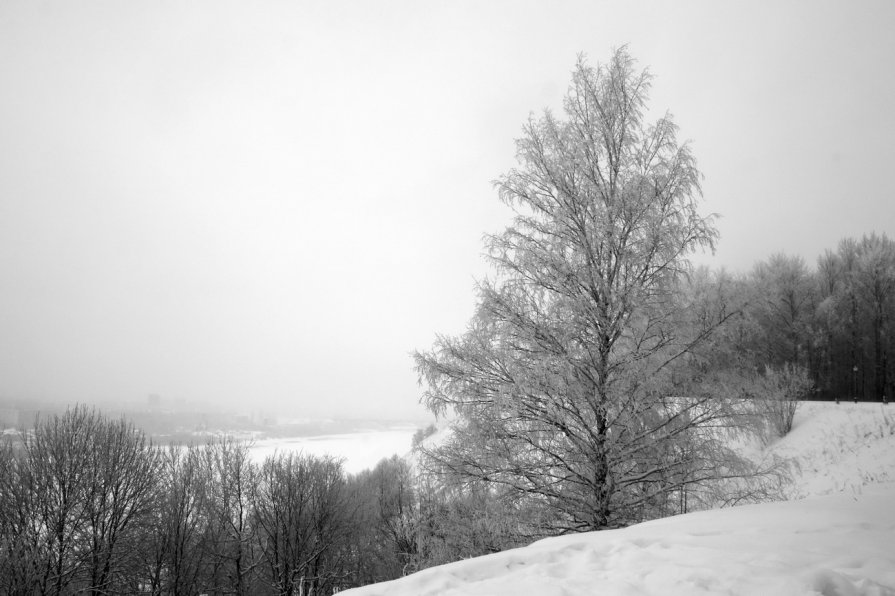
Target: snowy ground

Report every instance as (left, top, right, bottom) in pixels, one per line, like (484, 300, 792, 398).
(770, 402, 895, 498)
(345, 402, 895, 595)
(248, 426, 419, 474)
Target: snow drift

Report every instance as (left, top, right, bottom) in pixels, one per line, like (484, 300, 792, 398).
(344, 403, 895, 595)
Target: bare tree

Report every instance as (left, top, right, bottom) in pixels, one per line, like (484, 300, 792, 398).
(349, 456, 420, 580)
(0, 435, 43, 594)
(414, 48, 753, 532)
(144, 444, 211, 595)
(252, 453, 353, 596)
(201, 436, 261, 595)
(79, 414, 162, 595)
(19, 407, 97, 593)
(367, 456, 417, 576)
(0, 407, 162, 594)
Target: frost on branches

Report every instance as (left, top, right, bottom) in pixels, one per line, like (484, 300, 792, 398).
(414, 48, 762, 533)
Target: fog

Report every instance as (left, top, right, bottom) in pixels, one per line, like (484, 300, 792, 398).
(1, 0, 894, 419)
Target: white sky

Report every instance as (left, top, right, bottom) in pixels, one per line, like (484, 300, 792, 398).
(1, 1, 893, 419)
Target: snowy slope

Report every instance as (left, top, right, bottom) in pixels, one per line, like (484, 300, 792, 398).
(345, 403, 895, 596)
(770, 402, 895, 498)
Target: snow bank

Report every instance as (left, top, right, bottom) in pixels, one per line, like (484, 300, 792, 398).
(344, 403, 895, 595)
(770, 402, 895, 498)
(346, 484, 895, 595)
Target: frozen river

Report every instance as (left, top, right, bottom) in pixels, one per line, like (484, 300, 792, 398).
(248, 426, 419, 474)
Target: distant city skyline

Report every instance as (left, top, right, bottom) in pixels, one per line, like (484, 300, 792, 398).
(1, 0, 894, 418)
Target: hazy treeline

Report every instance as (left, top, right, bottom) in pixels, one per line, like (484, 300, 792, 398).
(0, 407, 451, 595)
(0, 406, 552, 594)
(696, 232, 895, 403)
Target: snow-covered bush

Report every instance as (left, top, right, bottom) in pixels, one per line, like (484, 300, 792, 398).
(755, 363, 813, 439)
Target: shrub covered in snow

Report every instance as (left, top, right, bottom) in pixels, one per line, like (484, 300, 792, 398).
(755, 363, 813, 439)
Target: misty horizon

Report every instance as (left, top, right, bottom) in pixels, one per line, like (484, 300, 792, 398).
(2, 1, 894, 419)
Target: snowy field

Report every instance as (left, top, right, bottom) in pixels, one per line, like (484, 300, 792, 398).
(345, 403, 895, 595)
(771, 402, 895, 497)
(248, 426, 418, 474)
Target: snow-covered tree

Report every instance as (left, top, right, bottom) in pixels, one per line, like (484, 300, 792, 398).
(855, 233, 895, 400)
(810, 234, 895, 400)
(414, 48, 752, 531)
(750, 253, 817, 368)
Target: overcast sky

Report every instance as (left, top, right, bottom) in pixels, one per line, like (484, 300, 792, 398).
(1, 0, 893, 419)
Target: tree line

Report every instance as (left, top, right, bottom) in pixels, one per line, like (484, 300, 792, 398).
(732, 236, 894, 402)
(0, 406, 515, 594)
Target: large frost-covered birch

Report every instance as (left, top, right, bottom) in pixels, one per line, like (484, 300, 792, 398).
(414, 49, 753, 532)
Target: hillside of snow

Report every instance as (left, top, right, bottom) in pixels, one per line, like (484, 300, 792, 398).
(771, 402, 895, 498)
(345, 403, 895, 596)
